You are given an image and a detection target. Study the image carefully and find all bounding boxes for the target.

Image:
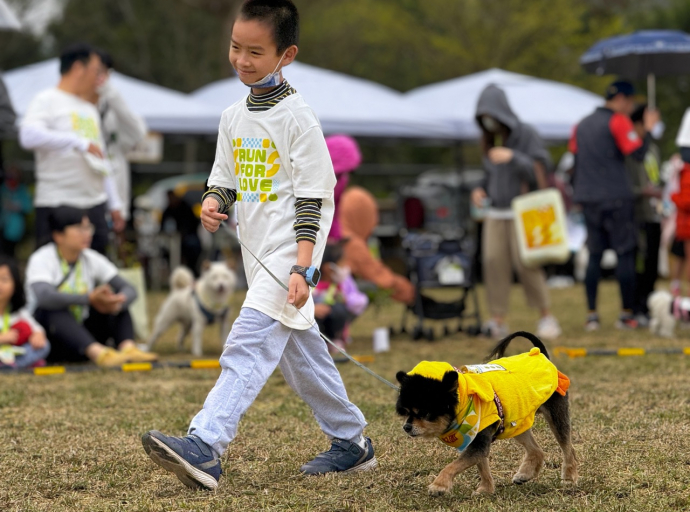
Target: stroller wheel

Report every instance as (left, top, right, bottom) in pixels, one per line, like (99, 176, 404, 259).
(424, 328, 435, 341)
(412, 326, 423, 341)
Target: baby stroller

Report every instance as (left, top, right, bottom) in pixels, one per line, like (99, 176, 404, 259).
(395, 170, 483, 341)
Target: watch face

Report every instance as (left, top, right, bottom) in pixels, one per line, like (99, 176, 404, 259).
(307, 266, 321, 286)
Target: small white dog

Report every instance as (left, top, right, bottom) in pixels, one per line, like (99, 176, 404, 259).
(648, 290, 690, 338)
(147, 262, 237, 356)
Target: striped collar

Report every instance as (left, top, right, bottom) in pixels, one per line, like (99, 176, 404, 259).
(246, 80, 296, 112)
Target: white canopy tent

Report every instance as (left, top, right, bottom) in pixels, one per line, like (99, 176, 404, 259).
(3, 59, 221, 134)
(405, 68, 603, 141)
(0, 0, 21, 31)
(191, 61, 456, 139)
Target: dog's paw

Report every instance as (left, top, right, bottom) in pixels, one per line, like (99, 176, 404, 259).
(561, 467, 579, 485)
(512, 472, 534, 485)
(472, 484, 494, 496)
(428, 481, 451, 496)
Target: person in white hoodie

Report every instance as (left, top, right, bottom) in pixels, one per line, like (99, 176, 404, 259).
(19, 43, 124, 255)
(91, 49, 147, 223)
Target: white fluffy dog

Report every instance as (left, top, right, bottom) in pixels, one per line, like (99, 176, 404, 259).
(147, 262, 237, 356)
(647, 290, 688, 338)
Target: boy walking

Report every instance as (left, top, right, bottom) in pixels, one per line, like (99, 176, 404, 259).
(141, 0, 375, 490)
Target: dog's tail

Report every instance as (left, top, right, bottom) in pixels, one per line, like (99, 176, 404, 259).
(487, 331, 550, 361)
(169, 266, 194, 290)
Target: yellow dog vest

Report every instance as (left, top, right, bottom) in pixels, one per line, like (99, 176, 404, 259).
(407, 348, 570, 453)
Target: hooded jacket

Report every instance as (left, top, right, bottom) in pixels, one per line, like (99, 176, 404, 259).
(407, 348, 569, 452)
(475, 85, 551, 209)
(0, 73, 17, 139)
(340, 186, 415, 305)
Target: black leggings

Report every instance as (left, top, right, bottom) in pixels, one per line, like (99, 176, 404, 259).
(634, 222, 661, 315)
(585, 249, 636, 312)
(35, 308, 135, 363)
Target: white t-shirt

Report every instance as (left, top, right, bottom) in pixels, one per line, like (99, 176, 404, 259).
(208, 93, 335, 329)
(20, 88, 111, 208)
(25, 243, 119, 318)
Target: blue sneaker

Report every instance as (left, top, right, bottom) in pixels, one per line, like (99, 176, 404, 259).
(141, 430, 221, 490)
(300, 437, 377, 475)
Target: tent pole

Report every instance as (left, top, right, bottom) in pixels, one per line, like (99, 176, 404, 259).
(647, 73, 656, 110)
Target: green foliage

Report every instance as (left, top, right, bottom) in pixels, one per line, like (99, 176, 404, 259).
(2, 0, 690, 157)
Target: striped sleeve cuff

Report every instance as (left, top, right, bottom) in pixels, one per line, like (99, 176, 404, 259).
(294, 198, 323, 244)
(202, 187, 237, 214)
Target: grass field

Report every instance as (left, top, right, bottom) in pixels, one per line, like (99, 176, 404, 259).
(1, 281, 689, 512)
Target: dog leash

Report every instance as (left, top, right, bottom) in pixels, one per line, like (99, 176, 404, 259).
(220, 220, 400, 391)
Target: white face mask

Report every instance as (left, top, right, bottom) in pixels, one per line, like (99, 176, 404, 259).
(481, 115, 500, 133)
(241, 50, 288, 89)
(651, 121, 665, 140)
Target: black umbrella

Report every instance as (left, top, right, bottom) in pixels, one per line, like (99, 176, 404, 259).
(580, 30, 690, 108)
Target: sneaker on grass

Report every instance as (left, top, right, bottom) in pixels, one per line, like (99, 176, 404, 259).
(584, 313, 600, 332)
(615, 313, 638, 330)
(142, 431, 221, 490)
(536, 315, 562, 340)
(300, 437, 377, 475)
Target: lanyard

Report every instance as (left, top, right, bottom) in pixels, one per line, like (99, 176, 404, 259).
(2, 309, 9, 333)
(57, 250, 87, 322)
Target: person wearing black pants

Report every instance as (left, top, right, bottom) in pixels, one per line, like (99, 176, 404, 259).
(34, 308, 134, 363)
(626, 104, 663, 324)
(25, 206, 156, 367)
(570, 80, 660, 330)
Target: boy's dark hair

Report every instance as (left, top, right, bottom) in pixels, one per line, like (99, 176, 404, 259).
(0, 255, 26, 313)
(60, 43, 95, 75)
(631, 103, 647, 124)
(48, 206, 87, 233)
(96, 48, 114, 70)
(237, 0, 299, 53)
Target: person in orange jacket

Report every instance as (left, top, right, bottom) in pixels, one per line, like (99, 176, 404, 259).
(339, 186, 415, 305)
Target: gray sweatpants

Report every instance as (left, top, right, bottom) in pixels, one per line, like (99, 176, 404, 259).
(188, 307, 367, 457)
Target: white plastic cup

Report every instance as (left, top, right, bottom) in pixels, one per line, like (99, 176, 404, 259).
(373, 327, 390, 353)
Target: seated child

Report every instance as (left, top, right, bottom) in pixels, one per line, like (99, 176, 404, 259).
(0, 255, 50, 368)
(313, 243, 368, 354)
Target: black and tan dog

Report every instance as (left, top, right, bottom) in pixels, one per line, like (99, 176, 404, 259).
(396, 331, 578, 496)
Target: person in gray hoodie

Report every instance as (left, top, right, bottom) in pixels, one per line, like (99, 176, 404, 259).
(471, 84, 561, 340)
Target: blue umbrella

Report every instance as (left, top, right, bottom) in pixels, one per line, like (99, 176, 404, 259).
(580, 30, 690, 108)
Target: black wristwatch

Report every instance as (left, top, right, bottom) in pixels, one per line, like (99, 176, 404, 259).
(290, 265, 321, 287)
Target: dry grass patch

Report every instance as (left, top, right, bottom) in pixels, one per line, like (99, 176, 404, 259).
(0, 281, 689, 511)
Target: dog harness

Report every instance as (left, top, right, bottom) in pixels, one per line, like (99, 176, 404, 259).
(407, 349, 570, 454)
(193, 291, 229, 325)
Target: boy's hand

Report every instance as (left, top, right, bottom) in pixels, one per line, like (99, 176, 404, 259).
(288, 273, 310, 309)
(201, 197, 228, 233)
(29, 331, 47, 349)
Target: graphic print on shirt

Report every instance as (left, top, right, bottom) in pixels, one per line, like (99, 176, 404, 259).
(71, 113, 100, 143)
(233, 137, 281, 203)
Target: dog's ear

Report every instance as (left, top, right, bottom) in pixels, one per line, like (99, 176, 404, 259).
(396, 371, 410, 385)
(201, 260, 211, 272)
(442, 370, 459, 392)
